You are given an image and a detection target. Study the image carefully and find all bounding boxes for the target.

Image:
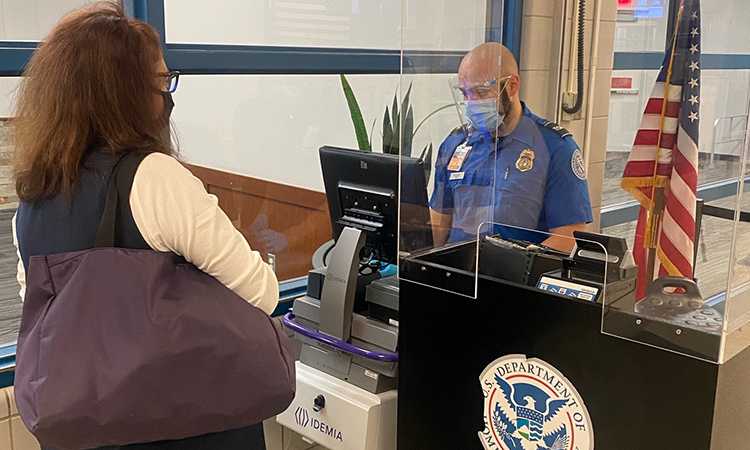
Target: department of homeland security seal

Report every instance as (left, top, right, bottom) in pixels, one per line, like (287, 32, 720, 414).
(478, 355, 593, 450)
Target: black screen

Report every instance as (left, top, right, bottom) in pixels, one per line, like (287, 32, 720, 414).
(319, 146, 433, 264)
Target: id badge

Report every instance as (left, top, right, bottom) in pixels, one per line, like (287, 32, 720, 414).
(448, 142, 472, 172)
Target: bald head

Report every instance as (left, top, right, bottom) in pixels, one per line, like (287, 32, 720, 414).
(458, 43, 518, 83)
(456, 43, 524, 136)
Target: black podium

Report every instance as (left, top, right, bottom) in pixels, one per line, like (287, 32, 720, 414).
(398, 242, 750, 450)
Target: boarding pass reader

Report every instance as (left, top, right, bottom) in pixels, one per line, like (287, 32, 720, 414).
(277, 227, 398, 450)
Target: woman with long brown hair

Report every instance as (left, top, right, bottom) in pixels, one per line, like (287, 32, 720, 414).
(11, 2, 278, 449)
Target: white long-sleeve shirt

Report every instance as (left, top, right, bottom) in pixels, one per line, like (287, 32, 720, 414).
(13, 152, 279, 315)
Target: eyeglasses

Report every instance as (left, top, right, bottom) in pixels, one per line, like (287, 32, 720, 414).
(157, 70, 180, 93)
(452, 75, 511, 100)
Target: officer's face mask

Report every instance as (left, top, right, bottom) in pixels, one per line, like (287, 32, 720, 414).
(465, 98, 504, 134)
(464, 82, 511, 135)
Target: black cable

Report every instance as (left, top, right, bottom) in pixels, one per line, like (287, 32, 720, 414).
(358, 245, 390, 275)
(359, 249, 379, 275)
(321, 241, 335, 267)
(562, 0, 586, 114)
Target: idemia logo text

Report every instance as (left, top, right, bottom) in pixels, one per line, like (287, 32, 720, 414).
(294, 407, 343, 442)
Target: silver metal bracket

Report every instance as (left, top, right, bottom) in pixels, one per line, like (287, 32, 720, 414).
(318, 227, 366, 341)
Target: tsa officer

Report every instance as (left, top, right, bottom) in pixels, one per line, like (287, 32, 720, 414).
(430, 43, 592, 252)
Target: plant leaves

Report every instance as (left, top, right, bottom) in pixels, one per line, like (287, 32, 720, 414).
(419, 143, 434, 186)
(402, 106, 414, 157)
(391, 88, 399, 140)
(397, 83, 414, 157)
(418, 142, 430, 161)
(383, 107, 396, 154)
(369, 118, 376, 151)
(340, 74, 371, 152)
(414, 103, 454, 138)
(401, 83, 413, 127)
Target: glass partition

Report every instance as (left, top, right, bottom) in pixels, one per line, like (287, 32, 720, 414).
(163, 2, 492, 289)
(606, 0, 750, 211)
(171, 73, 410, 284)
(721, 117, 750, 362)
(476, 223, 608, 302)
(399, 218, 609, 304)
(601, 0, 750, 364)
(397, 0, 500, 297)
(394, 0, 750, 366)
(397, 0, 605, 302)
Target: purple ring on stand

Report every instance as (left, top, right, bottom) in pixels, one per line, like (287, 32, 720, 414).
(282, 312, 399, 363)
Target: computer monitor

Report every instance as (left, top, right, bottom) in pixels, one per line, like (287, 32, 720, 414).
(319, 146, 433, 265)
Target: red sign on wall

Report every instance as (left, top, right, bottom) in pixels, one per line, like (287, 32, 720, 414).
(611, 77, 633, 89)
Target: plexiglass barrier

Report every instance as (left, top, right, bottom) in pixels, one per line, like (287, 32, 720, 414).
(723, 139, 750, 362)
(602, 109, 750, 364)
(399, 218, 609, 305)
(167, 4, 493, 288)
(600, 0, 750, 364)
(476, 223, 608, 301)
(397, 0, 507, 296)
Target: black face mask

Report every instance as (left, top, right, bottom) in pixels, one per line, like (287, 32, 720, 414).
(161, 90, 174, 124)
(159, 91, 174, 144)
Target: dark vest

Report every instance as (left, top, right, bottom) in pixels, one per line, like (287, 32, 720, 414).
(17, 151, 265, 450)
(16, 151, 149, 272)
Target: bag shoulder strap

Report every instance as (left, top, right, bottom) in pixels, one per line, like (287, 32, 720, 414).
(94, 152, 150, 248)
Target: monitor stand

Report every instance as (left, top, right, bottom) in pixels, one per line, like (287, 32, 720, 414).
(319, 226, 366, 342)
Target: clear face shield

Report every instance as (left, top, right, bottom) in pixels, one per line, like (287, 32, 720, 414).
(448, 74, 512, 137)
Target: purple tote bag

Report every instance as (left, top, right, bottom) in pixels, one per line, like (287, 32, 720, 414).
(14, 154, 295, 450)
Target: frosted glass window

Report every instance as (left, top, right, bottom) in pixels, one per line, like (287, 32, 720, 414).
(0, 0, 111, 41)
(164, 0, 486, 51)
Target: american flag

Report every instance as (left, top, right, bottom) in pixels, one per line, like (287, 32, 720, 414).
(621, 0, 701, 300)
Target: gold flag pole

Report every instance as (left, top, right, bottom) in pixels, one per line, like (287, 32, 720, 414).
(645, 0, 686, 287)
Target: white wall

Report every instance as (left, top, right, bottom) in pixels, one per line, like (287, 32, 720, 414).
(613, 0, 750, 54)
(607, 69, 659, 152)
(608, 69, 750, 155)
(702, 0, 750, 54)
(164, 0, 486, 51)
(614, 0, 750, 54)
(0, 78, 20, 118)
(614, 3, 668, 53)
(0, 0, 107, 41)
(172, 73, 458, 193)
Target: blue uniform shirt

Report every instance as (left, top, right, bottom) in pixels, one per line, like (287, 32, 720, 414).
(430, 103, 593, 243)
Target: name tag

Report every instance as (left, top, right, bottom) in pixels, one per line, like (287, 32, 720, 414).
(448, 142, 472, 172)
(449, 172, 465, 181)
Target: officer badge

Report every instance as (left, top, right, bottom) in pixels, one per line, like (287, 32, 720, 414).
(516, 149, 534, 172)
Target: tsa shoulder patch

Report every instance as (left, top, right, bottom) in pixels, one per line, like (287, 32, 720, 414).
(571, 148, 586, 180)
